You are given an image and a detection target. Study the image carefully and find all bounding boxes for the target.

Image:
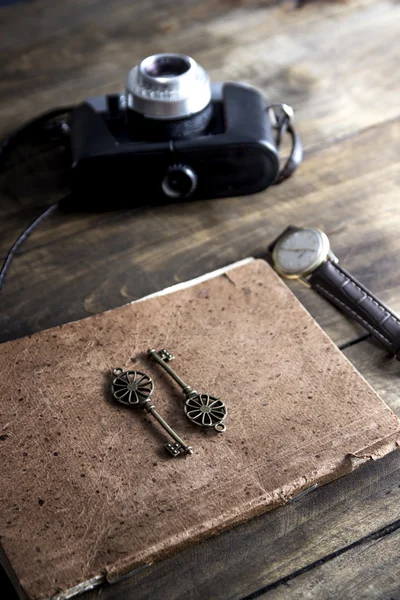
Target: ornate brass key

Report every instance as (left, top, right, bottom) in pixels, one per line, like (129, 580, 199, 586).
(111, 368, 193, 457)
(147, 349, 227, 433)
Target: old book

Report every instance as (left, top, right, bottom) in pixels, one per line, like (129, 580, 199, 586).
(1, 259, 399, 600)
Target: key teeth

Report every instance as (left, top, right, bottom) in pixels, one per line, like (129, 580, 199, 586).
(164, 442, 193, 457)
(159, 349, 174, 362)
(147, 348, 174, 362)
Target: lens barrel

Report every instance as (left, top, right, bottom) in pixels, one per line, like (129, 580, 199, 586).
(126, 53, 212, 120)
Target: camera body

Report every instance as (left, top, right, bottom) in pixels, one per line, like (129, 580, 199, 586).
(69, 54, 281, 205)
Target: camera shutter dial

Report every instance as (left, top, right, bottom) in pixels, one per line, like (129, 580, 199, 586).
(162, 165, 197, 199)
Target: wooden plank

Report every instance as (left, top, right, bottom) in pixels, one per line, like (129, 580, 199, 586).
(1, 1, 400, 599)
(0, 0, 279, 55)
(1, 115, 400, 345)
(1, 0, 400, 346)
(343, 337, 400, 417)
(0, 0, 391, 146)
(1, 0, 384, 219)
(258, 525, 400, 600)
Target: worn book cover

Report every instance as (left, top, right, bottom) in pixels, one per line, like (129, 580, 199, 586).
(1, 259, 399, 600)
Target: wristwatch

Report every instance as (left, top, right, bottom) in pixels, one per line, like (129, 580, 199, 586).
(268, 226, 400, 359)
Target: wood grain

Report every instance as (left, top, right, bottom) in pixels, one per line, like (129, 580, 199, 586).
(343, 338, 400, 418)
(259, 526, 400, 600)
(0, 0, 397, 147)
(1, 0, 400, 346)
(1, 0, 400, 598)
(1, 115, 400, 346)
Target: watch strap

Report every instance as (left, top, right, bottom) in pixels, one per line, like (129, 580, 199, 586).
(309, 260, 400, 358)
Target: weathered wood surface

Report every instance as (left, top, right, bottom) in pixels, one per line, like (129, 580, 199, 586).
(260, 527, 400, 600)
(1, 0, 400, 346)
(2, 113, 400, 344)
(0, 0, 387, 134)
(344, 339, 400, 417)
(1, 0, 400, 598)
(2, 91, 400, 345)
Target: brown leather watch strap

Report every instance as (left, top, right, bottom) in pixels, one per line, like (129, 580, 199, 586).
(309, 260, 400, 359)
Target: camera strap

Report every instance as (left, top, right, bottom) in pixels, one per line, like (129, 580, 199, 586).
(266, 103, 303, 185)
(0, 107, 73, 169)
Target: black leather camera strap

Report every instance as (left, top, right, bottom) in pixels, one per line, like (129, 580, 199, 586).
(309, 260, 400, 359)
(0, 106, 73, 169)
(274, 122, 303, 184)
(266, 104, 303, 185)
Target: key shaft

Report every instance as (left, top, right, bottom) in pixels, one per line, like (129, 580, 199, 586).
(145, 403, 193, 455)
(148, 348, 190, 392)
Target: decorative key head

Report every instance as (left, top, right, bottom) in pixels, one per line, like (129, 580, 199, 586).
(185, 394, 227, 432)
(111, 368, 154, 406)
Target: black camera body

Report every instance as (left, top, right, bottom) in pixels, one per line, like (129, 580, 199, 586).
(68, 54, 287, 206)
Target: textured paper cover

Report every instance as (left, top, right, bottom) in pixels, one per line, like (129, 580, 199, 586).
(0, 260, 399, 600)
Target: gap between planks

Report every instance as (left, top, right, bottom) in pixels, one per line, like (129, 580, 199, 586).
(240, 518, 400, 600)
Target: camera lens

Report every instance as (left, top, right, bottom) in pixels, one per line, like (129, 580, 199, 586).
(126, 53, 211, 119)
(143, 55, 190, 79)
(162, 165, 197, 198)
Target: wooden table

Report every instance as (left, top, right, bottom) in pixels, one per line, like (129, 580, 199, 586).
(1, 1, 399, 598)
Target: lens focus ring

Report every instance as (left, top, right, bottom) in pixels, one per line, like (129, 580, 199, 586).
(126, 53, 211, 120)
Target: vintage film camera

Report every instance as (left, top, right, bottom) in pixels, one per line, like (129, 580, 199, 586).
(69, 53, 302, 204)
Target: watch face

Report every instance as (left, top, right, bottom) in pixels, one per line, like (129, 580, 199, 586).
(273, 228, 329, 277)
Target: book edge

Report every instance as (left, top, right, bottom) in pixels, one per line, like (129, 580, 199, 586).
(40, 433, 400, 600)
